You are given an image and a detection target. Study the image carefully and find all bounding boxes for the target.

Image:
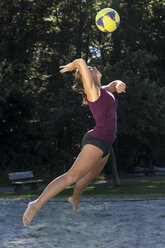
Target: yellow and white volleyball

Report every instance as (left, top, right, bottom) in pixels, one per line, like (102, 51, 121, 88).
(95, 8, 120, 33)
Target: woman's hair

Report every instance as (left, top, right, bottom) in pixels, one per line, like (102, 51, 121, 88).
(72, 69, 87, 105)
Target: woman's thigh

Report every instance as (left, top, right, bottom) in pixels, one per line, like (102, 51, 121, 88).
(67, 144, 103, 179)
(81, 153, 110, 182)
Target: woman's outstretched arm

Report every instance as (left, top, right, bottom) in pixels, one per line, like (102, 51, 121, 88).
(59, 59, 99, 101)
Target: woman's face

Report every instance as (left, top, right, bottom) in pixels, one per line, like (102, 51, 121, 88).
(88, 66, 102, 86)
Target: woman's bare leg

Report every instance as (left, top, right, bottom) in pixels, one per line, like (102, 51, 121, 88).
(22, 145, 103, 227)
(68, 154, 109, 213)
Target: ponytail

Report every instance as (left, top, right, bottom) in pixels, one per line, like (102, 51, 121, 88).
(72, 69, 87, 105)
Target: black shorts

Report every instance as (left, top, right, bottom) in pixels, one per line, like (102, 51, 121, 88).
(82, 133, 113, 158)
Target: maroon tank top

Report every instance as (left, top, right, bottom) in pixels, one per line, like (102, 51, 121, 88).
(85, 88, 117, 141)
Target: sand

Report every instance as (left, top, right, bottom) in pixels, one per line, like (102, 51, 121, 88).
(0, 197, 165, 248)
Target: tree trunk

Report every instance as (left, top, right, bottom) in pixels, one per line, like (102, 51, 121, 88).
(110, 148, 120, 187)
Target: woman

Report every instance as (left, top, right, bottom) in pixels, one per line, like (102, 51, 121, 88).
(23, 58, 126, 226)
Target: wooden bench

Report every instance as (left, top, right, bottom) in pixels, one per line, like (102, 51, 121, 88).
(8, 171, 43, 192)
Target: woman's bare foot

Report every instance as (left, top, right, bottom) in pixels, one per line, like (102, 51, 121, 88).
(68, 196, 79, 213)
(22, 201, 40, 227)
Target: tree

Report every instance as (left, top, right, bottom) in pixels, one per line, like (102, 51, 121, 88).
(110, 47, 165, 171)
(110, 149, 120, 186)
(0, 0, 164, 176)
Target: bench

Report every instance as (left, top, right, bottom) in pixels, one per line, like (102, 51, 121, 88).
(8, 171, 43, 192)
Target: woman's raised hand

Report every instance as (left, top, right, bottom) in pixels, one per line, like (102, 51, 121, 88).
(116, 81, 126, 93)
(59, 62, 75, 73)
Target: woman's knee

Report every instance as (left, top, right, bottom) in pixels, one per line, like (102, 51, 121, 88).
(65, 172, 80, 185)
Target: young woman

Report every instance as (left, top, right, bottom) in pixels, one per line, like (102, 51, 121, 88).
(23, 58, 126, 226)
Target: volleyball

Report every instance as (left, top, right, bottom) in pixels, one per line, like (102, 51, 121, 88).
(95, 8, 120, 33)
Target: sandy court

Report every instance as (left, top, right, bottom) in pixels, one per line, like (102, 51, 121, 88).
(0, 197, 165, 248)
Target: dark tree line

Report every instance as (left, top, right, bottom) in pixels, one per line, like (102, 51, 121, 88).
(0, 0, 164, 178)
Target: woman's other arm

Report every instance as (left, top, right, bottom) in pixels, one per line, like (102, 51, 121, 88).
(102, 80, 126, 93)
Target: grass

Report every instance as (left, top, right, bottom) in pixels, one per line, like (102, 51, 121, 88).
(0, 177, 165, 199)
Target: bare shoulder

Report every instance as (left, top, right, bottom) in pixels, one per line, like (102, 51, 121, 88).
(101, 85, 109, 91)
(102, 82, 116, 93)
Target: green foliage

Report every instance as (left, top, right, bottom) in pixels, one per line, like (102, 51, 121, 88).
(0, 60, 35, 170)
(1, 178, 165, 199)
(0, 0, 164, 176)
(109, 48, 165, 169)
